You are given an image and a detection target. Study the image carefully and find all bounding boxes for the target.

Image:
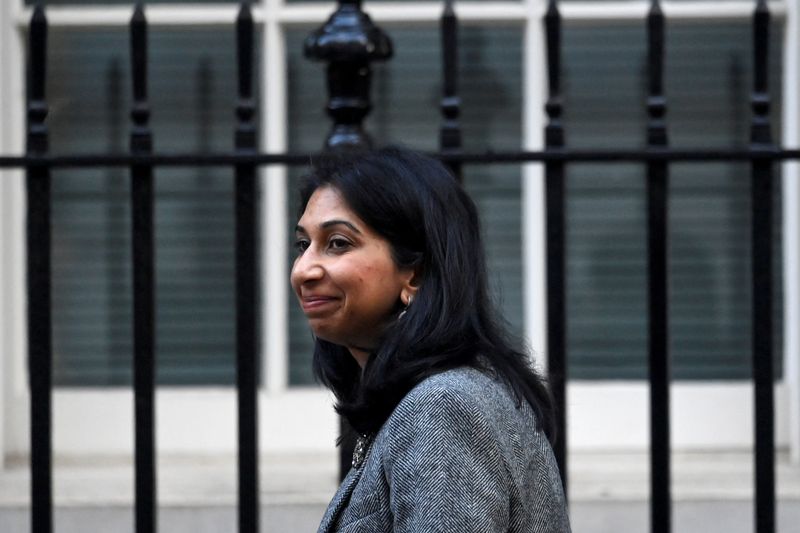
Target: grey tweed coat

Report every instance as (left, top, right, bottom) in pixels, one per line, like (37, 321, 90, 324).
(317, 366, 572, 532)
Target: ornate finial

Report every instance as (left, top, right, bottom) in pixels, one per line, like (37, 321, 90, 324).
(28, 4, 48, 154)
(130, 2, 151, 152)
(236, 1, 256, 151)
(751, 0, 771, 146)
(646, 0, 667, 146)
(440, 0, 462, 180)
(304, 1, 393, 150)
(544, 0, 563, 148)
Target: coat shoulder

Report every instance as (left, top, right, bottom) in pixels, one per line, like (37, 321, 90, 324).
(379, 365, 529, 456)
(391, 366, 515, 423)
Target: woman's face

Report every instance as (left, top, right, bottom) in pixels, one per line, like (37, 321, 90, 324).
(290, 186, 415, 365)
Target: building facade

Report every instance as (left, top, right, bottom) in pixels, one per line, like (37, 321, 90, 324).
(1, 0, 799, 467)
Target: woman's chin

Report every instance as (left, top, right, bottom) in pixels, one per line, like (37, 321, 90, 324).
(309, 326, 343, 347)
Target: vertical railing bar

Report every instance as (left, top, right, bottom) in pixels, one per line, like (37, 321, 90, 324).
(235, 3, 259, 533)
(646, 2, 671, 533)
(27, 5, 52, 533)
(544, 0, 567, 493)
(439, 0, 462, 181)
(751, 1, 775, 532)
(130, 4, 156, 533)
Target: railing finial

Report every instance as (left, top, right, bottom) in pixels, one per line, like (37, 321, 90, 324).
(440, 0, 462, 180)
(646, 0, 666, 146)
(544, 0, 563, 148)
(304, 0, 393, 151)
(751, 0, 771, 146)
(236, 1, 256, 151)
(130, 1, 151, 152)
(28, 3, 48, 153)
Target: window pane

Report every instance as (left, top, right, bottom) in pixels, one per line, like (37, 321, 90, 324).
(563, 21, 783, 380)
(48, 27, 258, 386)
(286, 26, 523, 385)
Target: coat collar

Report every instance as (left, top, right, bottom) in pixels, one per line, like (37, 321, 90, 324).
(317, 463, 367, 533)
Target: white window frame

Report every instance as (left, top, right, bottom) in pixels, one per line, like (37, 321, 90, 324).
(0, 0, 797, 466)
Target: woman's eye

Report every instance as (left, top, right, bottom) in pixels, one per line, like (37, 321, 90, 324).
(294, 239, 310, 253)
(328, 238, 351, 251)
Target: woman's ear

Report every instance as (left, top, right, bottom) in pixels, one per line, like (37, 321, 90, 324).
(399, 267, 421, 306)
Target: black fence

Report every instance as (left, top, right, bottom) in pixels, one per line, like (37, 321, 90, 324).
(1, 1, 798, 533)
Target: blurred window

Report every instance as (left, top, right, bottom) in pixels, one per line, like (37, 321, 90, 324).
(22, 2, 788, 386)
(562, 22, 783, 379)
(48, 27, 255, 385)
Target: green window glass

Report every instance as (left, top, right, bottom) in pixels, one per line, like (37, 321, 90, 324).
(48, 27, 256, 386)
(286, 26, 524, 385)
(563, 22, 783, 380)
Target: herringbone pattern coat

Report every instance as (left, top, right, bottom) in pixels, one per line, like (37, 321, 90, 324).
(317, 367, 572, 532)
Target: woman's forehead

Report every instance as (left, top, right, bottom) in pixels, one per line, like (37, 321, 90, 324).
(298, 186, 365, 231)
(302, 186, 348, 218)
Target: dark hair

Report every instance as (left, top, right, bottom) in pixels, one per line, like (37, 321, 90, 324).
(298, 146, 555, 442)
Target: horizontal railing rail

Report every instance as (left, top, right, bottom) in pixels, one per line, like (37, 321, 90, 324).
(2, 147, 800, 168)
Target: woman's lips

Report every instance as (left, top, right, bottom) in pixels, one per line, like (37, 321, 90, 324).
(301, 296, 338, 314)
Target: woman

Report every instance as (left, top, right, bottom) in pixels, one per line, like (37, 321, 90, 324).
(291, 147, 571, 533)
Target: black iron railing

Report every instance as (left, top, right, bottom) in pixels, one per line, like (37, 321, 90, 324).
(25, 7, 51, 533)
(129, 6, 157, 533)
(646, 1, 670, 530)
(543, 0, 567, 494)
(0, 1, 795, 532)
(234, 5, 260, 533)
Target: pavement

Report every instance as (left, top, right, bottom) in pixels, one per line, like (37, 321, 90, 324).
(2, 451, 800, 532)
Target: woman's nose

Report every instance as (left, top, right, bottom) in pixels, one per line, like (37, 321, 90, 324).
(291, 250, 324, 285)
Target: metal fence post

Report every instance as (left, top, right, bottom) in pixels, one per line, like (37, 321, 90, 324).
(646, 2, 671, 532)
(751, 1, 775, 532)
(26, 5, 52, 533)
(544, 0, 568, 494)
(235, 3, 260, 532)
(130, 4, 157, 533)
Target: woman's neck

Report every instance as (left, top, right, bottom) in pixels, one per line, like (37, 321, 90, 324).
(348, 345, 372, 368)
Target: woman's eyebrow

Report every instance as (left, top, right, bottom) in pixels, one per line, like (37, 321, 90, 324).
(294, 220, 362, 235)
(320, 219, 362, 234)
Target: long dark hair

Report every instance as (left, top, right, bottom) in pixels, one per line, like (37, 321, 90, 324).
(298, 146, 555, 442)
